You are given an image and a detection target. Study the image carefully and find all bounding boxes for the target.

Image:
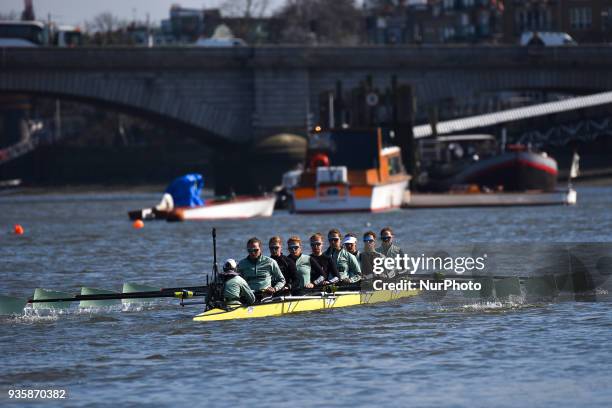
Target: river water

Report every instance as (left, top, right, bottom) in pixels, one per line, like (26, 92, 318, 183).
(1, 186, 611, 408)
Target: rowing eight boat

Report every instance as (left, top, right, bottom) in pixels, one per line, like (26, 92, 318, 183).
(193, 289, 420, 322)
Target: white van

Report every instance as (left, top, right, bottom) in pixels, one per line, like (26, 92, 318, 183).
(520, 31, 577, 46)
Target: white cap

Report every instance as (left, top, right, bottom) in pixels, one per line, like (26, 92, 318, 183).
(342, 236, 357, 245)
(223, 258, 237, 272)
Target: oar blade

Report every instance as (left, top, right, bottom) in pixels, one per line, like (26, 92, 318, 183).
(0, 295, 27, 315)
(462, 277, 494, 299)
(460, 278, 490, 299)
(122, 283, 161, 304)
(526, 275, 558, 297)
(79, 287, 121, 308)
(494, 277, 522, 298)
(33, 288, 73, 310)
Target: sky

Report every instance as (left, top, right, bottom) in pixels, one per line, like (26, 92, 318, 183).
(0, 0, 286, 27)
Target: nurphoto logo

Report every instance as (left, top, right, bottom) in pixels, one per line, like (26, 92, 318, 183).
(371, 253, 487, 292)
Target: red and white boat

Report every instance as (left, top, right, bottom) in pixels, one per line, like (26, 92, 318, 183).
(128, 173, 276, 221)
(129, 195, 276, 222)
(166, 195, 276, 221)
(452, 149, 558, 192)
(291, 128, 410, 213)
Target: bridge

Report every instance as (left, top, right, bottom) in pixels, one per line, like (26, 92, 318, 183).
(2, 46, 612, 146)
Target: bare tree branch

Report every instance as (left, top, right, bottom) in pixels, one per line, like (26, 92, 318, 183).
(275, 0, 363, 45)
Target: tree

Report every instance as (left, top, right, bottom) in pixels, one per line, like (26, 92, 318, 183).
(274, 0, 364, 45)
(84, 12, 129, 45)
(86, 12, 121, 33)
(219, 0, 272, 44)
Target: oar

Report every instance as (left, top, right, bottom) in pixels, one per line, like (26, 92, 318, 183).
(80, 287, 121, 308)
(26, 288, 207, 304)
(0, 285, 209, 316)
(0, 295, 28, 315)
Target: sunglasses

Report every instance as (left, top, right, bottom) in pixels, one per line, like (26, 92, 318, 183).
(310, 242, 323, 246)
(247, 248, 260, 253)
(288, 245, 300, 250)
(381, 236, 392, 241)
(269, 246, 280, 250)
(363, 238, 375, 243)
(328, 237, 339, 242)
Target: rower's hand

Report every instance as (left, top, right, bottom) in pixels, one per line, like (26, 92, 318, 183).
(264, 286, 276, 294)
(305, 283, 314, 289)
(322, 280, 330, 285)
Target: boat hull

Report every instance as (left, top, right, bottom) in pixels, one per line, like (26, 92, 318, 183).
(130, 195, 276, 221)
(171, 195, 276, 221)
(292, 179, 408, 213)
(403, 188, 577, 208)
(193, 289, 419, 322)
(453, 151, 558, 192)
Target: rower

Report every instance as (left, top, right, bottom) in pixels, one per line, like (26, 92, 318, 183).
(221, 258, 256, 306)
(237, 237, 286, 300)
(376, 227, 405, 258)
(268, 236, 297, 294)
(324, 228, 362, 283)
(343, 234, 360, 259)
(376, 226, 406, 277)
(286, 236, 325, 294)
(360, 231, 384, 279)
(309, 233, 339, 285)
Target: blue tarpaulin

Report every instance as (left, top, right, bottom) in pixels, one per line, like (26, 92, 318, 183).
(164, 174, 204, 208)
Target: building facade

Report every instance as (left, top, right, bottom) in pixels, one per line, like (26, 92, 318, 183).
(365, 0, 504, 44)
(503, 0, 612, 43)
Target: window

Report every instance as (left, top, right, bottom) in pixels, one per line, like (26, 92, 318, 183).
(515, 10, 526, 33)
(569, 7, 592, 30)
(441, 26, 455, 41)
(388, 156, 403, 176)
(603, 8, 612, 31)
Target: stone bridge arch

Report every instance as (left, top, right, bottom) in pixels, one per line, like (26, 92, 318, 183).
(0, 50, 256, 146)
(3, 46, 612, 141)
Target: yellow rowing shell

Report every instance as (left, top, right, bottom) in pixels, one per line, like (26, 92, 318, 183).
(193, 289, 419, 322)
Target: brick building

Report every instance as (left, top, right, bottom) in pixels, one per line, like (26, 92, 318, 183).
(364, 0, 504, 44)
(503, 0, 612, 43)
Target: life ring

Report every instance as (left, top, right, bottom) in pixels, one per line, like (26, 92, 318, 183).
(309, 153, 330, 169)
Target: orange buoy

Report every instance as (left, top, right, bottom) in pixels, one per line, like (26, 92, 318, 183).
(14, 224, 24, 235)
(132, 219, 144, 229)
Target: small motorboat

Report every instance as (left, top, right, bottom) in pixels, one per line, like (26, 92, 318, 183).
(128, 174, 276, 222)
(290, 128, 410, 213)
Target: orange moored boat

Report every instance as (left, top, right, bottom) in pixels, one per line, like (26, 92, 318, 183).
(292, 128, 410, 213)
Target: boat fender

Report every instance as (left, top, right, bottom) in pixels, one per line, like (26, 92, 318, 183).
(155, 193, 174, 211)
